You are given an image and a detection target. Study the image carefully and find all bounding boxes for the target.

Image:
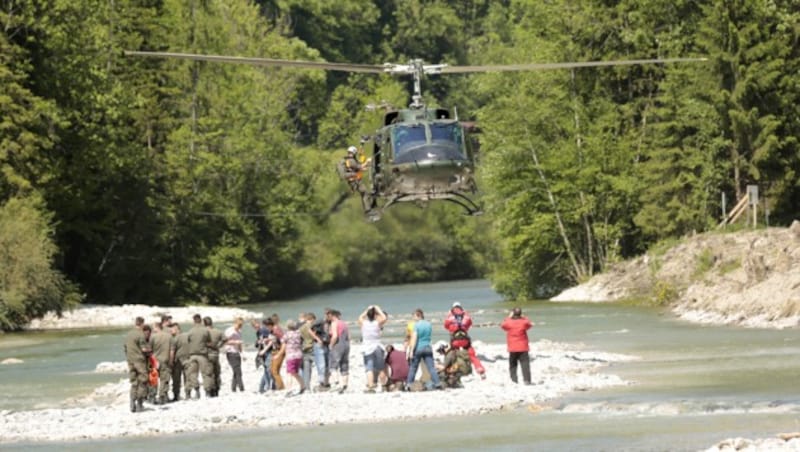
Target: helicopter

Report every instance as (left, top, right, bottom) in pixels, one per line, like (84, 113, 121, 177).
(124, 51, 705, 221)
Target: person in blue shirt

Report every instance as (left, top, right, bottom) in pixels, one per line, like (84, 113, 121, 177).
(405, 309, 442, 390)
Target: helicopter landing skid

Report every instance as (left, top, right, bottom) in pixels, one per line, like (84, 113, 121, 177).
(366, 192, 482, 220)
(443, 192, 483, 216)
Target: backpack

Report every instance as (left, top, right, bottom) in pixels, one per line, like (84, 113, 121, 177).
(455, 349, 472, 375)
(450, 329, 471, 349)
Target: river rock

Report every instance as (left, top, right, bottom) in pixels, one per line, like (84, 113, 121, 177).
(94, 361, 128, 373)
(26, 304, 263, 330)
(0, 342, 636, 444)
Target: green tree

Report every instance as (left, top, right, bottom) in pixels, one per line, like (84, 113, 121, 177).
(24, 0, 178, 304)
(635, 62, 727, 239)
(157, 0, 327, 303)
(0, 196, 81, 331)
(473, 0, 705, 298)
(695, 0, 800, 224)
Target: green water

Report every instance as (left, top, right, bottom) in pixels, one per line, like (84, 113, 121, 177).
(2, 280, 799, 451)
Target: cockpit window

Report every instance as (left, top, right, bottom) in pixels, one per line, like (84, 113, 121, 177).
(430, 123, 465, 157)
(392, 125, 427, 157)
(390, 122, 468, 163)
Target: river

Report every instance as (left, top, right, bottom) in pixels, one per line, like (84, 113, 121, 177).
(2, 280, 799, 450)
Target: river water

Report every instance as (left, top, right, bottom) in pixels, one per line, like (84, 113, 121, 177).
(2, 280, 799, 451)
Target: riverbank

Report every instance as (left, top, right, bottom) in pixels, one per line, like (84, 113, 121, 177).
(25, 304, 262, 330)
(551, 222, 800, 329)
(0, 341, 633, 444)
(705, 433, 800, 451)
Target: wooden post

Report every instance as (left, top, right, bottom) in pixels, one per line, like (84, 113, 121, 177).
(747, 185, 758, 229)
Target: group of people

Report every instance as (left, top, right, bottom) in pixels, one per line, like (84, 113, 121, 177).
(123, 302, 535, 412)
(249, 310, 345, 396)
(248, 304, 478, 394)
(247, 309, 353, 396)
(123, 314, 248, 412)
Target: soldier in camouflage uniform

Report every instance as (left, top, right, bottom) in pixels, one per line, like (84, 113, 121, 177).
(124, 317, 151, 412)
(151, 322, 172, 404)
(186, 314, 214, 399)
(171, 323, 189, 402)
(204, 316, 225, 397)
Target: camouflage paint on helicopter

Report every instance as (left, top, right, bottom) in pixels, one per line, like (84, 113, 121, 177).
(366, 107, 481, 221)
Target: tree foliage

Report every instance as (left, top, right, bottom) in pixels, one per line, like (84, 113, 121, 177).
(473, 0, 800, 299)
(1, 0, 799, 324)
(0, 196, 81, 330)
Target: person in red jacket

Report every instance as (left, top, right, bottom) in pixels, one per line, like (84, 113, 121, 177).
(444, 301, 486, 378)
(500, 307, 533, 384)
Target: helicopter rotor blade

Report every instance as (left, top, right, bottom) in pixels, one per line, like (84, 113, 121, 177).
(125, 51, 707, 75)
(123, 51, 387, 73)
(435, 57, 708, 74)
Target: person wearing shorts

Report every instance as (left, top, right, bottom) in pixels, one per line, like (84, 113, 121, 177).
(328, 310, 350, 393)
(281, 319, 305, 396)
(358, 305, 388, 392)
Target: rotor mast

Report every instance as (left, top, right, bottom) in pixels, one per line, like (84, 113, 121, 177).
(383, 59, 447, 109)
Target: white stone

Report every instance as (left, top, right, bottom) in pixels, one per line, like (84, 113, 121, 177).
(0, 340, 635, 444)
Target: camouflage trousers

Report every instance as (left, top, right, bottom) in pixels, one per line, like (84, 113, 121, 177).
(172, 359, 185, 398)
(185, 354, 214, 393)
(157, 363, 172, 399)
(127, 359, 149, 400)
(208, 353, 221, 392)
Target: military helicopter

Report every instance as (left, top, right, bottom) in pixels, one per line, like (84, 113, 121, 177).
(124, 50, 705, 221)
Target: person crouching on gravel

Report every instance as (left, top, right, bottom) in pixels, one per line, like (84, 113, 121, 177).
(384, 344, 409, 391)
(435, 340, 471, 388)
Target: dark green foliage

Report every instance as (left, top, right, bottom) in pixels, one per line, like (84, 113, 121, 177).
(473, 0, 800, 299)
(0, 196, 81, 330)
(1, 0, 799, 319)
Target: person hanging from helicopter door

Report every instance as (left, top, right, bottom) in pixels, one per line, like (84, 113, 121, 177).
(340, 146, 369, 188)
(337, 144, 372, 211)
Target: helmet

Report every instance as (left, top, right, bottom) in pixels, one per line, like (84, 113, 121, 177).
(347, 146, 357, 154)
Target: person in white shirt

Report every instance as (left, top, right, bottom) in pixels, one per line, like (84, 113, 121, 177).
(358, 305, 388, 392)
(224, 317, 245, 392)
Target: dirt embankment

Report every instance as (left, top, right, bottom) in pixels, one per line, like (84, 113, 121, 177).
(551, 221, 800, 329)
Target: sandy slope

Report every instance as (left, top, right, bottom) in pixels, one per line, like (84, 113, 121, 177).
(551, 222, 800, 329)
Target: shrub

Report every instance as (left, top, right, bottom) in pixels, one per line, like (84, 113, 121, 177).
(692, 248, 716, 280)
(652, 280, 678, 306)
(0, 195, 81, 330)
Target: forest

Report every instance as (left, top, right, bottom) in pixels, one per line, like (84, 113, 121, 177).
(1, 0, 798, 330)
